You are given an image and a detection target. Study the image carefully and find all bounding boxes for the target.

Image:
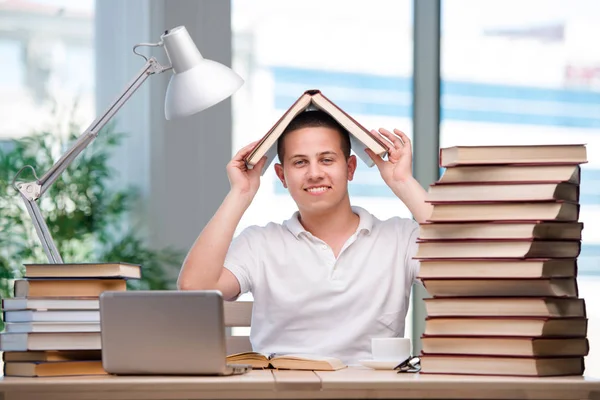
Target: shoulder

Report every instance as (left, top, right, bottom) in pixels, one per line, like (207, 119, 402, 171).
(236, 221, 287, 238)
(234, 221, 292, 245)
(381, 216, 419, 232)
(353, 206, 418, 242)
(369, 213, 420, 242)
(368, 211, 419, 233)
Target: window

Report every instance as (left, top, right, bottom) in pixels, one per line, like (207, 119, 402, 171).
(232, 0, 414, 230)
(231, 0, 414, 335)
(441, 0, 599, 375)
(0, 0, 95, 141)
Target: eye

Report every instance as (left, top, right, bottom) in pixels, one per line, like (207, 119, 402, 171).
(293, 160, 306, 166)
(321, 158, 334, 164)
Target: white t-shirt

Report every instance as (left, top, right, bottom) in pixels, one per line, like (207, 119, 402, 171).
(224, 206, 420, 364)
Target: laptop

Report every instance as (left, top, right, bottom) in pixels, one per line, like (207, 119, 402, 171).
(99, 290, 252, 375)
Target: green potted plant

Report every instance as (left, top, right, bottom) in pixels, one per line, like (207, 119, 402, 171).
(0, 116, 184, 314)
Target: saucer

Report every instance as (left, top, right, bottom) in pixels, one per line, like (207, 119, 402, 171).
(359, 359, 400, 370)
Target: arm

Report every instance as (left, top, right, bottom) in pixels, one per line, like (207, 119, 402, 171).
(385, 175, 432, 224)
(365, 128, 433, 224)
(177, 141, 267, 301)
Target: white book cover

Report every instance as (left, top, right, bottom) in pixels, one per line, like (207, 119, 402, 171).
(4, 322, 101, 333)
(3, 310, 100, 323)
(2, 298, 99, 310)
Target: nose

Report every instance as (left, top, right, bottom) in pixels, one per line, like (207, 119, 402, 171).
(306, 162, 325, 180)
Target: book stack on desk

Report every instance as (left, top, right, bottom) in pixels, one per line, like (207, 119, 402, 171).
(0, 262, 141, 377)
(415, 144, 589, 377)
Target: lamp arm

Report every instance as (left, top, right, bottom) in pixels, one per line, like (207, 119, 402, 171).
(13, 56, 171, 263)
(40, 58, 167, 193)
(18, 190, 63, 263)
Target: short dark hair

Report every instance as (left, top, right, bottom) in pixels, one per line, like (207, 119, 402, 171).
(276, 110, 351, 164)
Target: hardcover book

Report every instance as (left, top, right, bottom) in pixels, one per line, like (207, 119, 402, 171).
(244, 89, 388, 173)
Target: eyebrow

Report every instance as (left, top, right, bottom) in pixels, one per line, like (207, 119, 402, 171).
(289, 151, 338, 159)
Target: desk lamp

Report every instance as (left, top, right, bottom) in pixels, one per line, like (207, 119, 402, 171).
(11, 26, 243, 263)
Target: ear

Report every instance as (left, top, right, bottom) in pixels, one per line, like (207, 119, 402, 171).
(347, 155, 357, 181)
(274, 163, 287, 188)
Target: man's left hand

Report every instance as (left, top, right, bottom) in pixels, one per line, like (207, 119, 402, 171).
(365, 128, 413, 186)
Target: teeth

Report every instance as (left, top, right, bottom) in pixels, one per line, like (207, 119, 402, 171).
(307, 187, 328, 193)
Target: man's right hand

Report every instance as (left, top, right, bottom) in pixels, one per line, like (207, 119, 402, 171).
(178, 141, 267, 296)
(226, 141, 267, 200)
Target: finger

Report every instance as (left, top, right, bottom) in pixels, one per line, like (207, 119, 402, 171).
(240, 140, 261, 154)
(233, 140, 261, 160)
(371, 129, 394, 151)
(365, 148, 385, 169)
(249, 156, 268, 176)
(393, 129, 411, 147)
(228, 157, 249, 172)
(378, 128, 405, 148)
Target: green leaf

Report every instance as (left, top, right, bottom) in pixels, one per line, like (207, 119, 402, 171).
(0, 106, 182, 300)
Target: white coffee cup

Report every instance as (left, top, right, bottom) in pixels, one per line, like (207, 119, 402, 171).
(371, 337, 411, 361)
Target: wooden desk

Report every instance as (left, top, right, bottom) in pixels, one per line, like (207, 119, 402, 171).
(0, 367, 599, 400)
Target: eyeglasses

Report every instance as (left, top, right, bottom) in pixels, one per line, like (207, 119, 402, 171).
(394, 356, 421, 373)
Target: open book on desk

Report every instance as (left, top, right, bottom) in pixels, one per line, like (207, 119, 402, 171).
(226, 352, 346, 371)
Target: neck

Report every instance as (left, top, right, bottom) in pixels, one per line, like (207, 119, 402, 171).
(298, 200, 359, 239)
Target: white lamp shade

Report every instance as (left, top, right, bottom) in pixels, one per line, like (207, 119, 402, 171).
(164, 59, 243, 120)
(161, 26, 244, 120)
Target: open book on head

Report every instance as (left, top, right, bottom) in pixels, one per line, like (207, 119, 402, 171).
(244, 89, 389, 174)
(226, 352, 347, 371)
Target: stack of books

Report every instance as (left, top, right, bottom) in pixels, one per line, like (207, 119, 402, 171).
(0, 262, 140, 377)
(416, 144, 589, 377)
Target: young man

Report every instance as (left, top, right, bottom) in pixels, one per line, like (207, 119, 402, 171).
(178, 111, 433, 364)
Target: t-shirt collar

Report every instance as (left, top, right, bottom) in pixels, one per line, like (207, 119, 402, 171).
(283, 206, 373, 239)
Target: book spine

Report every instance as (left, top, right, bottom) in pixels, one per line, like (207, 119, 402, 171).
(244, 93, 310, 163)
(315, 92, 388, 149)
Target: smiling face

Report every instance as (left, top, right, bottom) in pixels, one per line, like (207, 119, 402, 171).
(274, 126, 357, 216)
